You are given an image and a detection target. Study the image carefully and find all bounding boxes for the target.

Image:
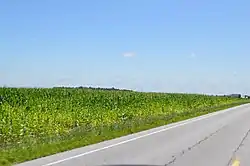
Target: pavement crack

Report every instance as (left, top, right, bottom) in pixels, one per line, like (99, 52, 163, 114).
(164, 126, 224, 166)
(227, 128, 250, 166)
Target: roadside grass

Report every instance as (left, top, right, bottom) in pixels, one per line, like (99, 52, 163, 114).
(0, 100, 249, 166)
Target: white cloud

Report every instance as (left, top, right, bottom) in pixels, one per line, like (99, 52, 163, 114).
(123, 52, 136, 57)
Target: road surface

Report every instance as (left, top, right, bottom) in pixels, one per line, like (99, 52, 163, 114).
(16, 104, 250, 166)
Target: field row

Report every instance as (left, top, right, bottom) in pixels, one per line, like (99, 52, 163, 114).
(0, 87, 245, 146)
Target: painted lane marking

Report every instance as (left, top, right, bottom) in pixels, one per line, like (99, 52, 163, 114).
(232, 159, 240, 166)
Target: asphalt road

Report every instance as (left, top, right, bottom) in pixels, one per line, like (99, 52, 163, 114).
(16, 103, 250, 166)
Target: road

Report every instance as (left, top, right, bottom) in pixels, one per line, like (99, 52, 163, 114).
(16, 104, 250, 166)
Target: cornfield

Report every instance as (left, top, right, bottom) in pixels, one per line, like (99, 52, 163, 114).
(0, 87, 245, 146)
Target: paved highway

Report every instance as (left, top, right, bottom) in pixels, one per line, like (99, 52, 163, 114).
(16, 104, 250, 166)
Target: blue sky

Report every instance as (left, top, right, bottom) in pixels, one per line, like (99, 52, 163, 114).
(0, 0, 250, 94)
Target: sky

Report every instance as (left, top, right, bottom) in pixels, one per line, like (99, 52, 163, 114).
(0, 0, 250, 95)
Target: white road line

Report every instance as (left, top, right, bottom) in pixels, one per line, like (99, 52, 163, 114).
(42, 104, 248, 166)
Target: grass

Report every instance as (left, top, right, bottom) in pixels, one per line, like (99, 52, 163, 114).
(0, 87, 249, 166)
